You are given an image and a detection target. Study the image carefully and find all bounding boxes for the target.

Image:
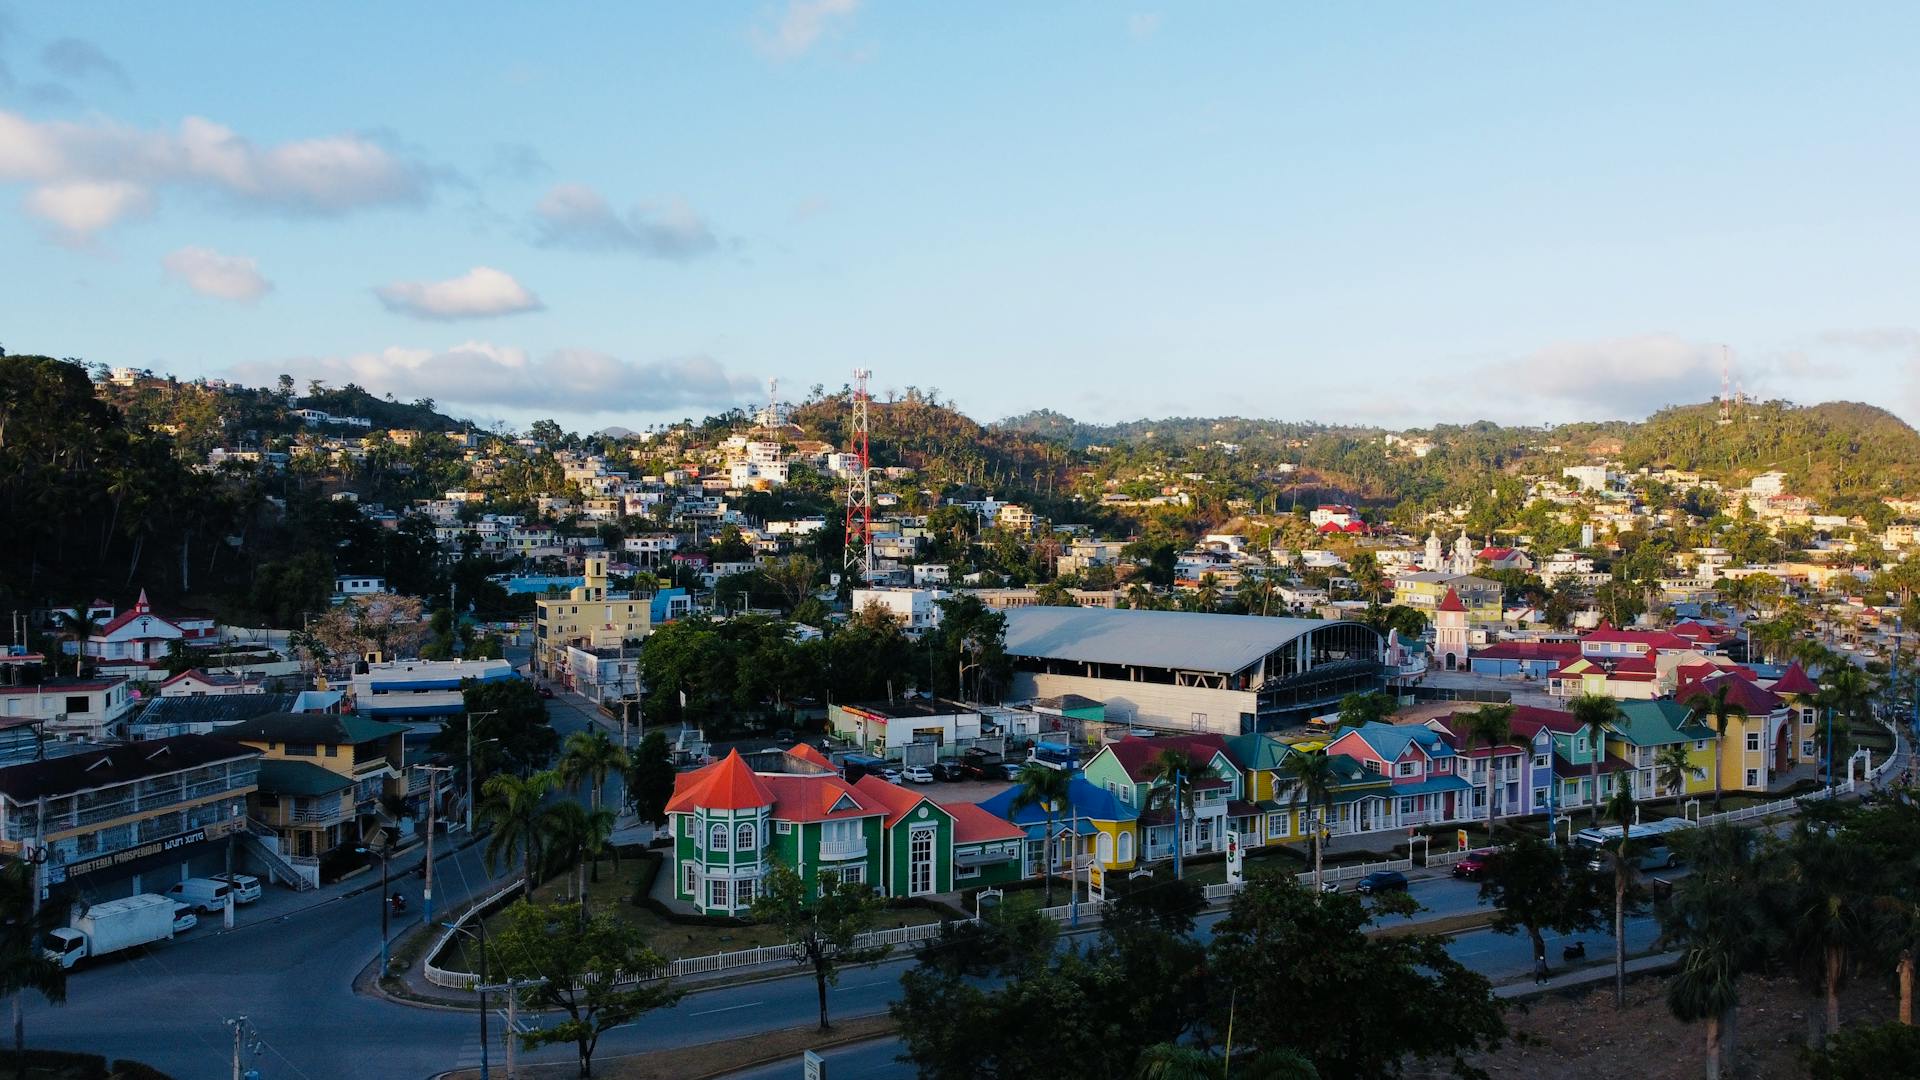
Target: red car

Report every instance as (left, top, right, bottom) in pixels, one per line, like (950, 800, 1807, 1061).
(1451, 853, 1491, 880)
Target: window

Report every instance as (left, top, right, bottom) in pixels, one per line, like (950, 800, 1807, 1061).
(1745, 733, 1760, 752)
(682, 862, 697, 896)
(1095, 832, 1113, 864)
(776, 821, 792, 835)
(1533, 787, 1548, 807)
(1399, 798, 1414, 815)
(324, 745, 337, 758)
(708, 878, 729, 909)
(736, 878, 756, 907)
(735, 823, 755, 852)
(1118, 831, 1134, 862)
(1802, 741, 1814, 757)
(1693, 740, 1708, 751)
(709, 823, 729, 851)
(1745, 769, 1760, 787)
(64, 696, 89, 714)
(1575, 736, 1587, 754)
(285, 744, 317, 757)
(1396, 761, 1417, 777)
(1363, 760, 1381, 774)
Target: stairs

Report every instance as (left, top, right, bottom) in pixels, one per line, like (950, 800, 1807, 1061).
(241, 818, 318, 891)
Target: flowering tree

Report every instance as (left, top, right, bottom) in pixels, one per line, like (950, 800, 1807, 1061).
(303, 593, 427, 667)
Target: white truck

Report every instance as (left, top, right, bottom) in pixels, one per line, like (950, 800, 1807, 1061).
(44, 894, 177, 969)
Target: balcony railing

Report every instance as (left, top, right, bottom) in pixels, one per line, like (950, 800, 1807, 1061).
(816, 838, 868, 860)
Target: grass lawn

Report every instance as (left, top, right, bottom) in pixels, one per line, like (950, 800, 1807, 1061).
(476, 865, 940, 962)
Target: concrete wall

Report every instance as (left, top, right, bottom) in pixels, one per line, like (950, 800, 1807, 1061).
(1010, 673, 1257, 736)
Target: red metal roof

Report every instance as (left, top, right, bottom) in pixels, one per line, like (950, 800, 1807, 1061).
(942, 800, 1025, 844)
(1768, 662, 1819, 697)
(785, 743, 834, 768)
(758, 773, 878, 822)
(664, 749, 776, 813)
(1437, 588, 1467, 613)
(1105, 733, 1237, 777)
(851, 775, 929, 827)
(1471, 641, 1579, 662)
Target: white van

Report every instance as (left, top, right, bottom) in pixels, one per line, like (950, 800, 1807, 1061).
(166, 878, 232, 915)
(212, 873, 262, 904)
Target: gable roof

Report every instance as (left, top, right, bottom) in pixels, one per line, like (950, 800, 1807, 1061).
(1768, 662, 1820, 697)
(1612, 700, 1713, 745)
(665, 749, 776, 813)
(1505, 704, 1584, 736)
(1437, 588, 1466, 613)
(255, 758, 355, 797)
(759, 773, 879, 822)
(1334, 721, 1456, 762)
(1681, 670, 1781, 715)
(1102, 733, 1236, 779)
(136, 693, 300, 727)
(851, 775, 954, 828)
(784, 743, 835, 769)
(1470, 641, 1579, 663)
(978, 774, 1139, 825)
(1223, 732, 1294, 771)
(1580, 626, 1692, 651)
(222, 712, 410, 746)
(942, 801, 1027, 845)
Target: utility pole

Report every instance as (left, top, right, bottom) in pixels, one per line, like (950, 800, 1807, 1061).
(223, 1014, 260, 1080)
(420, 765, 454, 922)
(466, 710, 498, 832)
(224, 804, 238, 930)
(474, 976, 547, 1079)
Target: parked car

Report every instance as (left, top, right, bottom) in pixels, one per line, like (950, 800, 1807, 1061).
(536, 686, 554, 699)
(998, 762, 1025, 781)
(170, 904, 198, 934)
(879, 768, 904, 784)
(1450, 853, 1491, 880)
(1588, 844, 1676, 873)
(930, 762, 966, 782)
(774, 728, 796, 743)
(211, 873, 262, 904)
(1355, 870, 1410, 896)
(903, 766, 936, 784)
(165, 878, 233, 915)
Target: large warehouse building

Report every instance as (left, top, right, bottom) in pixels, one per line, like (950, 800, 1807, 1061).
(1003, 607, 1385, 736)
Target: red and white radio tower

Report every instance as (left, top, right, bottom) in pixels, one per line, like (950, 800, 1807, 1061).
(843, 369, 875, 580)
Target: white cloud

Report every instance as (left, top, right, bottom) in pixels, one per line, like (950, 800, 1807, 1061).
(754, 0, 860, 58)
(0, 108, 434, 238)
(162, 246, 271, 302)
(231, 343, 758, 415)
(374, 266, 543, 320)
(531, 183, 718, 260)
(1127, 13, 1162, 40)
(1445, 334, 1720, 421)
(23, 179, 150, 239)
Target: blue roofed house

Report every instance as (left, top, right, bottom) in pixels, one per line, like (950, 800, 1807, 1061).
(1324, 722, 1474, 830)
(979, 775, 1139, 886)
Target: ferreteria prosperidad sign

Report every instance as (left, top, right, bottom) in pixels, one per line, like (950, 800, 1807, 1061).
(46, 818, 242, 886)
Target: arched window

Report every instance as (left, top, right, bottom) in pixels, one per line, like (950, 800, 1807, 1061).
(1117, 830, 1134, 864)
(735, 822, 756, 852)
(709, 823, 729, 851)
(1095, 831, 1113, 865)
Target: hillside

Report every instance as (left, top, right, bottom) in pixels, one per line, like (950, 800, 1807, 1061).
(1623, 400, 1920, 500)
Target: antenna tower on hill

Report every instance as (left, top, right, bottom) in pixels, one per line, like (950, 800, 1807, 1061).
(1718, 346, 1734, 425)
(843, 369, 874, 581)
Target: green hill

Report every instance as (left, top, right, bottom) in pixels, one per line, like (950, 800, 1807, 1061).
(1622, 400, 1920, 500)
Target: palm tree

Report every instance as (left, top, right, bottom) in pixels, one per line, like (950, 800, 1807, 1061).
(0, 862, 68, 1052)
(1570, 693, 1620, 825)
(1193, 573, 1223, 612)
(1126, 582, 1157, 611)
(1817, 666, 1874, 791)
(54, 610, 100, 678)
(1144, 747, 1214, 880)
(1009, 763, 1073, 906)
(558, 731, 628, 814)
(1604, 785, 1637, 1008)
(1777, 820, 1876, 1045)
(1282, 748, 1340, 893)
(1684, 684, 1748, 812)
(541, 799, 617, 919)
(479, 769, 560, 891)
(1460, 704, 1515, 842)
(1655, 744, 1692, 801)
(1661, 826, 1773, 1080)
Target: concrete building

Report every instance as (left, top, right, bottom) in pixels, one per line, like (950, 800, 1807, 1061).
(850, 588, 946, 636)
(0, 734, 261, 902)
(1003, 607, 1384, 736)
(349, 658, 517, 722)
(0, 678, 136, 741)
(535, 557, 653, 678)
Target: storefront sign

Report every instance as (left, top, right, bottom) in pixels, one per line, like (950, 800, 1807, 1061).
(47, 818, 240, 886)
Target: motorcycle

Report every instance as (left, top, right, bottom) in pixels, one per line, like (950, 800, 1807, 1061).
(389, 892, 408, 914)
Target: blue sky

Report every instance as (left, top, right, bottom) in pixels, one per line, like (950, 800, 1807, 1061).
(3, 2, 1919, 432)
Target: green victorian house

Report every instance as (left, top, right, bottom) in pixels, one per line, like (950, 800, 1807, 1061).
(665, 746, 979, 915)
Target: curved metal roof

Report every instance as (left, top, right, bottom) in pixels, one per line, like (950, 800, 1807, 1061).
(1003, 607, 1374, 676)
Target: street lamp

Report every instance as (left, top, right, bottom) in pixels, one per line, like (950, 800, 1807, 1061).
(442, 920, 492, 1080)
(355, 844, 395, 974)
(465, 710, 500, 833)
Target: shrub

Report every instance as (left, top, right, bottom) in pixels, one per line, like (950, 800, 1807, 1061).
(110, 1060, 177, 1080)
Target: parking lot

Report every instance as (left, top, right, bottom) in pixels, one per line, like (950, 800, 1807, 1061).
(900, 775, 1016, 804)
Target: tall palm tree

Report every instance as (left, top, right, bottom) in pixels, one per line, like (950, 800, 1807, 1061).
(1009, 763, 1074, 906)
(1144, 747, 1214, 880)
(1570, 693, 1620, 825)
(1604, 785, 1637, 1008)
(1817, 666, 1874, 791)
(1661, 826, 1772, 1080)
(479, 769, 560, 891)
(541, 799, 617, 919)
(54, 610, 100, 678)
(558, 731, 628, 814)
(1684, 684, 1748, 812)
(1193, 574, 1222, 612)
(1282, 748, 1340, 893)
(1125, 582, 1157, 611)
(1655, 744, 1692, 801)
(1776, 820, 1876, 1045)
(0, 862, 68, 1052)
(1460, 704, 1515, 842)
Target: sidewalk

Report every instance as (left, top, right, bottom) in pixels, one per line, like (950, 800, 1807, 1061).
(1496, 950, 1682, 1000)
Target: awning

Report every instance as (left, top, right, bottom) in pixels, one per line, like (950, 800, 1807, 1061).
(955, 848, 1018, 867)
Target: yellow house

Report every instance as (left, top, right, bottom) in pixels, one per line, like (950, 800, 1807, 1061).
(1393, 572, 1502, 625)
(535, 557, 652, 680)
(225, 712, 414, 861)
(1677, 672, 1795, 794)
(1608, 701, 1718, 799)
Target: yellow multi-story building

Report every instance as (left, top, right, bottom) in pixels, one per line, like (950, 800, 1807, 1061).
(535, 557, 652, 680)
(1607, 701, 1718, 799)
(1393, 572, 1502, 625)
(226, 712, 415, 864)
